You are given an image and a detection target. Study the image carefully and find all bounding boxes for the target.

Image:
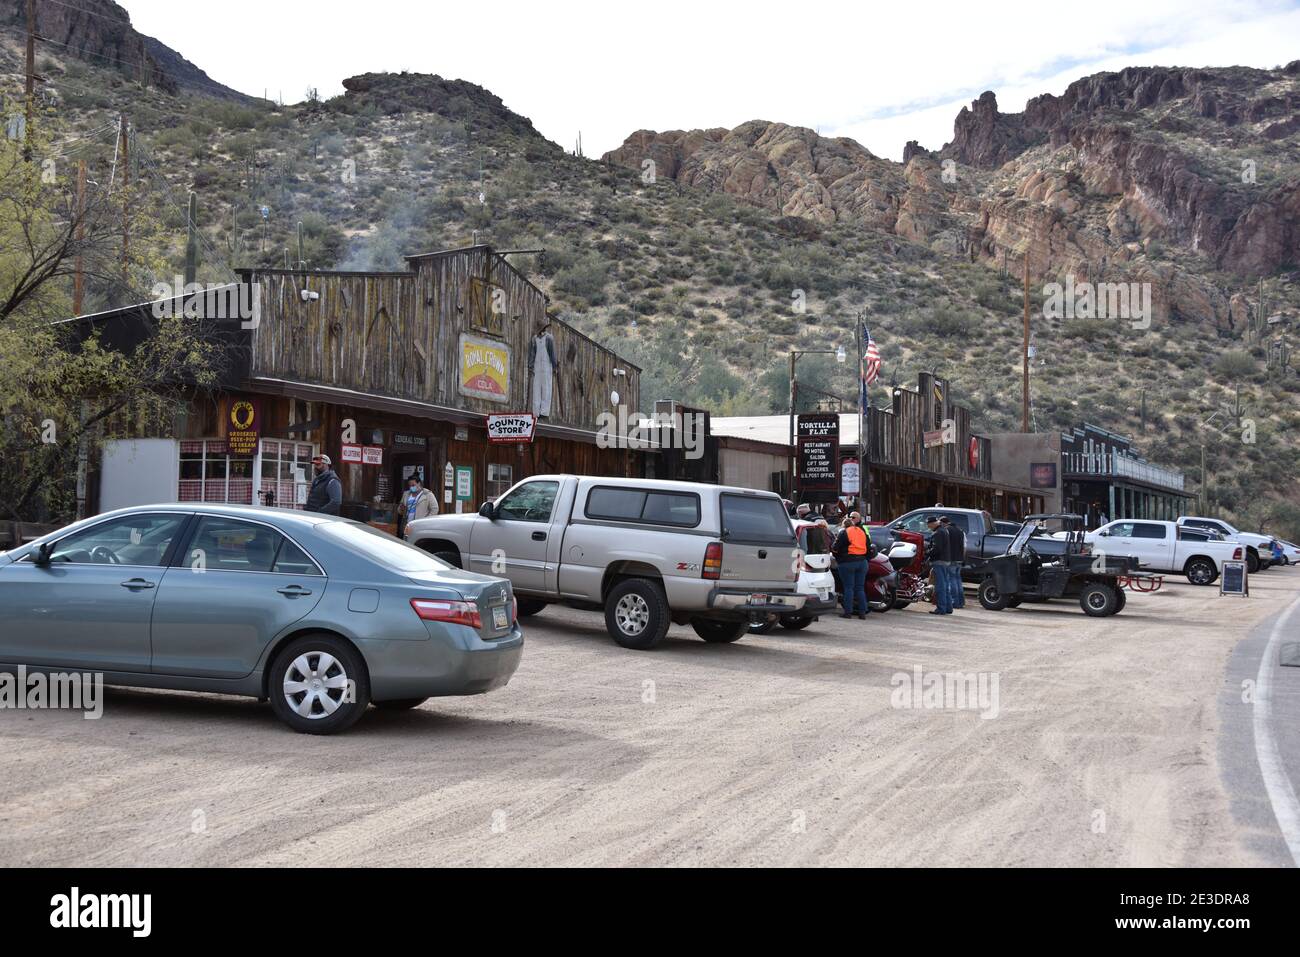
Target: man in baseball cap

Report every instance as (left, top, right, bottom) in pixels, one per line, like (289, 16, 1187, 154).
(925, 515, 953, 615)
(305, 453, 342, 515)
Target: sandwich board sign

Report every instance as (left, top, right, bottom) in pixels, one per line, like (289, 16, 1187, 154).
(1220, 560, 1249, 597)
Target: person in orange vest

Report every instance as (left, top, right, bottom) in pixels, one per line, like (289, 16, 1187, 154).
(833, 511, 871, 619)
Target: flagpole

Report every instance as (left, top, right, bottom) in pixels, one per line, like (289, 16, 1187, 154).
(858, 312, 870, 520)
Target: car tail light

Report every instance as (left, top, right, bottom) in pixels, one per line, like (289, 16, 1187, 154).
(410, 598, 482, 629)
(1233, 547, 1243, 560)
(512, 596, 517, 623)
(703, 542, 723, 580)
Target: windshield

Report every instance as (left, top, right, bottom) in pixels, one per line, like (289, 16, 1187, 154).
(317, 521, 451, 572)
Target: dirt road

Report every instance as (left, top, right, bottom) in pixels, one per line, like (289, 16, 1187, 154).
(2, 571, 1297, 866)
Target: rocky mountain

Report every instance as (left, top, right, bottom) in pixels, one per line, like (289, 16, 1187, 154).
(1, 0, 250, 100)
(3, 24, 1299, 531)
(605, 64, 1300, 332)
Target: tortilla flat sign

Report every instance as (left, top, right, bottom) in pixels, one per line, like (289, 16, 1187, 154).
(487, 413, 536, 444)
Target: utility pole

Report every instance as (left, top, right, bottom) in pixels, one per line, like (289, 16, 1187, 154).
(74, 159, 85, 314)
(119, 116, 130, 285)
(184, 191, 199, 286)
(788, 350, 797, 501)
(23, 0, 38, 159)
(1200, 443, 1207, 515)
(1022, 251, 1031, 432)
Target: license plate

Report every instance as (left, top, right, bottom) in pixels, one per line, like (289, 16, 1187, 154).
(492, 605, 509, 630)
(749, 594, 769, 606)
(817, 589, 829, 601)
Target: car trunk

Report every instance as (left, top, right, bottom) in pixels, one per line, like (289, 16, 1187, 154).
(406, 570, 516, 639)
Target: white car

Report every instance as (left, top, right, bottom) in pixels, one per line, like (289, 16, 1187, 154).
(1088, 519, 1244, 585)
(1277, 541, 1300, 566)
(749, 520, 838, 633)
(1176, 516, 1276, 573)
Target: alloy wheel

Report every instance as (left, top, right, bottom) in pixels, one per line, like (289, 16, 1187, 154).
(615, 594, 650, 636)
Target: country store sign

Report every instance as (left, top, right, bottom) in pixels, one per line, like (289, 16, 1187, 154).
(459, 334, 510, 402)
(487, 413, 536, 444)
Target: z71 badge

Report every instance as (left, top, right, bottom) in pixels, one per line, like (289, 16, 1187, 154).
(676, 562, 700, 572)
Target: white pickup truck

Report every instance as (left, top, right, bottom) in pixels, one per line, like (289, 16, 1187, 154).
(1176, 516, 1276, 573)
(1087, 519, 1245, 585)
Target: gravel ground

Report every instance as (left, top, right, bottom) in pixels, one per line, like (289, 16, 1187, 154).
(2, 570, 1297, 866)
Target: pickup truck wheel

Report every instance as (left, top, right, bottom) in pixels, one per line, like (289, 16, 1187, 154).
(748, 616, 778, 635)
(516, 598, 547, 617)
(1114, 588, 1127, 612)
(1246, 550, 1260, 574)
(1080, 582, 1119, 617)
(604, 578, 671, 650)
(978, 577, 1008, 611)
(692, 618, 747, 643)
(1184, 557, 1218, 586)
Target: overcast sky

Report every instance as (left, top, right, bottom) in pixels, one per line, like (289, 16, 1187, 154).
(124, 0, 1300, 161)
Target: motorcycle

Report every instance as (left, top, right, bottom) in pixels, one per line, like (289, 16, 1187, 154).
(865, 546, 899, 613)
(885, 530, 932, 610)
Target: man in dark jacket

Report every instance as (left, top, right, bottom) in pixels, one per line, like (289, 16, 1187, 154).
(305, 454, 343, 515)
(941, 516, 966, 609)
(925, 515, 953, 615)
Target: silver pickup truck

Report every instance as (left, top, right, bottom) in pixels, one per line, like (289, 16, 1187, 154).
(405, 475, 805, 650)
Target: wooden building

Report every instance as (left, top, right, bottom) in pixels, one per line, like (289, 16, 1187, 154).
(83, 245, 645, 524)
(712, 373, 1045, 521)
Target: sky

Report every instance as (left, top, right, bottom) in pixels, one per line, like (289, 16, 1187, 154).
(123, 0, 1300, 161)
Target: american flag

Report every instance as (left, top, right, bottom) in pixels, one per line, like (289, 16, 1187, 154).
(860, 325, 881, 411)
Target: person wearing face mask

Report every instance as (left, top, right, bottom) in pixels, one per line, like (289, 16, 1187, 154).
(400, 474, 438, 536)
(304, 454, 343, 516)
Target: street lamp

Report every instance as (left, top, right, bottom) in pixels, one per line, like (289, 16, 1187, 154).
(788, 344, 847, 501)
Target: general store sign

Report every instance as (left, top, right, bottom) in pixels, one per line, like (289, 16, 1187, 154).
(487, 413, 536, 444)
(459, 333, 510, 402)
(224, 397, 260, 456)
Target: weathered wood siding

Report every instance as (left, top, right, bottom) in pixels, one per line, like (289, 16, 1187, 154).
(243, 245, 639, 433)
(865, 372, 992, 482)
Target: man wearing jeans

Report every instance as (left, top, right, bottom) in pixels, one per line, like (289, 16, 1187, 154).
(925, 515, 953, 615)
(941, 516, 966, 609)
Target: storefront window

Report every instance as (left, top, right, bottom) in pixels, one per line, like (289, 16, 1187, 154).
(258, 440, 316, 508)
(178, 440, 253, 505)
(487, 463, 513, 499)
(178, 439, 313, 508)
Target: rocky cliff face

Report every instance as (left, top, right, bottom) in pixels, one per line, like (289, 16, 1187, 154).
(337, 72, 545, 140)
(605, 63, 1300, 330)
(1, 0, 248, 100)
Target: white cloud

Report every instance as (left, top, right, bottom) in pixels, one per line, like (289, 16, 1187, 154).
(122, 0, 1300, 161)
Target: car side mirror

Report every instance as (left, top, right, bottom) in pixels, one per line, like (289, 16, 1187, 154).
(478, 501, 496, 519)
(33, 542, 53, 566)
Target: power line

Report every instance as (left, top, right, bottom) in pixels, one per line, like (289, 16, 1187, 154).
(132, 142, 239, 281)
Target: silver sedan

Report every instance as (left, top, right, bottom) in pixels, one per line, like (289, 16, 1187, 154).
(0, 504, 523, 733)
